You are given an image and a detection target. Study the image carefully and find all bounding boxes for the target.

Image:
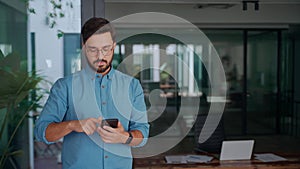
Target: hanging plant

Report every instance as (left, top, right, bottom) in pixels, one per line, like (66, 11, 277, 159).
(25, 0, 74, 38)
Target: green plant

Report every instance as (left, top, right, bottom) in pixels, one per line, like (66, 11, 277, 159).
(0, 50, 47, 168)
(25, 0, 74, 38)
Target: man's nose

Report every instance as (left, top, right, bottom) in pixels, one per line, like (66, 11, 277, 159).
(97, 51, 105, 59)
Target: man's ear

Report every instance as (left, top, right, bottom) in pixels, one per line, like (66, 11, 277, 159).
(82, 44, 87, 56)
(82, 44, 86, 51)
(113, 42, 116, 48)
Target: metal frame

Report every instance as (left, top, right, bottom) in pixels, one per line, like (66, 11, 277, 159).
(81, 0, 105, 26)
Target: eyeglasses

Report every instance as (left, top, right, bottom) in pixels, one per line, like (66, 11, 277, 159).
(86, 45, 114, 57)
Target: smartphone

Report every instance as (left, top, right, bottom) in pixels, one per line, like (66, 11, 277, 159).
(101, 118, 119, 128)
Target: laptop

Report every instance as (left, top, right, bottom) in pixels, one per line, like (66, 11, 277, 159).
(220, 140, 255, 161)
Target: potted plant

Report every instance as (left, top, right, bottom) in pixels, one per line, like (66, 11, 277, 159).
(0, 50, 46, 168)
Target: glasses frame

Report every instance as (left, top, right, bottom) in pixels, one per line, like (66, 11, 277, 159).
(86, 44, 114, 57)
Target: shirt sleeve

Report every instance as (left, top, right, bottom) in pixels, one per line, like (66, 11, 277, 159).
(129, 79, 150, 147)
(34, 78, 68, 144)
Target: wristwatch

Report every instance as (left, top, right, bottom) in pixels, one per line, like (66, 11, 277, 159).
(125, 131, 133, 144)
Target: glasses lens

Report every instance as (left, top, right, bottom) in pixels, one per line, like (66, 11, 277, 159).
(87, 48, 98, 57)
(87, 45, 113, 57)
(101, 46, 112, 56)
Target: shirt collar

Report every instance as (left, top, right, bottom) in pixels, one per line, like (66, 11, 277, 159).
(84, 67, 115, 81)
(106, 67, 115, 80)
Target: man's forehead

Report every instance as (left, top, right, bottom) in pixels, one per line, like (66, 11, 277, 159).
(86, 32, 113, 45)
(90, 32, 113, 40)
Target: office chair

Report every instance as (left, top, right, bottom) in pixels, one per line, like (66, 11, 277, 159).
(194, 112, 225, 154)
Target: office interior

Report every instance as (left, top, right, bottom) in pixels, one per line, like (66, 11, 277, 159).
(1, 0, 300, 168)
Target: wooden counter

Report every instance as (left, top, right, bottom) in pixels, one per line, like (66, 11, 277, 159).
(133, 153, 300, 169)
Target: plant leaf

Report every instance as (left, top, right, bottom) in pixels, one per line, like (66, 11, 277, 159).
(8, 149, 23, 156)
(14, 91, 29, 108)
(28, 8, 36, 14)
(59, 12, 64, 18)
(57, 30, 64, 39)
(50, 21, 56, 28)
(0, 52, 21, 72)
(0, 50, 4, 59)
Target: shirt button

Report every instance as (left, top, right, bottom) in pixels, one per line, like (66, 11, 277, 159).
(101, 85, 105, 88)
(102, 102, 106, 105)
(105, 156, 108, 158)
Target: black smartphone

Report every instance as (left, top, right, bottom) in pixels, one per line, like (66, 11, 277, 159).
(101, 118, 119, 128)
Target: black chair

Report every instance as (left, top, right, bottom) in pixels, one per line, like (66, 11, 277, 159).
(194, 113, 224, 153)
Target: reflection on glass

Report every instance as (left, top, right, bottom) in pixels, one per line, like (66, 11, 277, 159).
(64, 34, 81, 76)
(0, 44, 12, 56)
(247, 31, 277, 134)
(280, 30, 294, 135)
(115, 33, 206, 137)
(112, 29, 286, 142)
(205, 30, 244, 135)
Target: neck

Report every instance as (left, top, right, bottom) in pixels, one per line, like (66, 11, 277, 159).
(99, 65, 111, 76)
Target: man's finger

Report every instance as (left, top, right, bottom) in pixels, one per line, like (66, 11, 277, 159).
(97, 126, 107, 135)
(90, 118, 100, 124)
(97, 117, 102, 123)
(83, 126, 92, 135)
(97, 128, 113, 142)
(103, 126, 116, 133)
(117, 121, 122, 128)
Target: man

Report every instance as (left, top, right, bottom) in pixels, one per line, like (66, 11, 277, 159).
(35, 17, 149, 169)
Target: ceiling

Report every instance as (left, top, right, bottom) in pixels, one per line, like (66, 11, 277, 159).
(105, 0, 300, 4)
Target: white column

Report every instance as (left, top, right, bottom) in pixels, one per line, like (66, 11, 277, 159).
(27, 14, 34, 169)
(153, 45, 160, 82)
(188, 44, 194, 96)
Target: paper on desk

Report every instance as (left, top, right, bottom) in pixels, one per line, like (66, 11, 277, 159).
(186, 155, 213, 163)
(165, 155, 213, 164)
(165, 155, 187, 164)
(254, 153, 288, 162)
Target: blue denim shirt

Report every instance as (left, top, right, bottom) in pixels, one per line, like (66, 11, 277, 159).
(34, 68, 149, 169)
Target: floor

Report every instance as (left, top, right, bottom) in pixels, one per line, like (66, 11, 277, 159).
(35, 157, 62, 169)
(34, 134, 300, 169)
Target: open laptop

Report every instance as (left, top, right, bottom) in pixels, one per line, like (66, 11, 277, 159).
(220, 140, 255, 161)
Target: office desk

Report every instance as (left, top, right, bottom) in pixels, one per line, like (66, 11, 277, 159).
(133, 153, 300, 169)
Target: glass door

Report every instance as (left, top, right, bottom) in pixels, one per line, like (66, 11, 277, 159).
(205, 30, 244, 135)
(247, 31, 278, 134)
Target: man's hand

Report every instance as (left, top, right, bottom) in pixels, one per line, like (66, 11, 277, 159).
(97, 121, 129, 144)
(68, 118, 101, 135)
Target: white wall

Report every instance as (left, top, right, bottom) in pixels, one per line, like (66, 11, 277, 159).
(29, 0, 81, 83)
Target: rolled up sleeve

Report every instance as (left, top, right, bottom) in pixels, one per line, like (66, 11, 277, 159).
(34, 78, 68, 144)
(129, 79, 149, 147)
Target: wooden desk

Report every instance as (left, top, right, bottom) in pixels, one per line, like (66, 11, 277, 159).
(133, 153, 300, 169)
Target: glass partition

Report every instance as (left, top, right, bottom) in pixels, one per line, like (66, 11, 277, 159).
(114, 33, 207, 137)
(0, 2, 28, 168)
(247, 31, 278, 134)
(113, 29, 283, 137)
(204, 30, 244, 135)
(63, 34, 81, 76)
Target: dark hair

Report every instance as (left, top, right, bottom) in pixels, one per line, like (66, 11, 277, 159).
(81, 17, 116, 44)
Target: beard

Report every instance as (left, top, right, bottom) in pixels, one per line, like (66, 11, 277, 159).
(97, 63, 111, 73)
(85, 49, 114, 74)
(92, 58, 112, 74)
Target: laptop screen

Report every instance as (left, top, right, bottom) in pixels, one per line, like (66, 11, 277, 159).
(220, 140, 255, 161)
